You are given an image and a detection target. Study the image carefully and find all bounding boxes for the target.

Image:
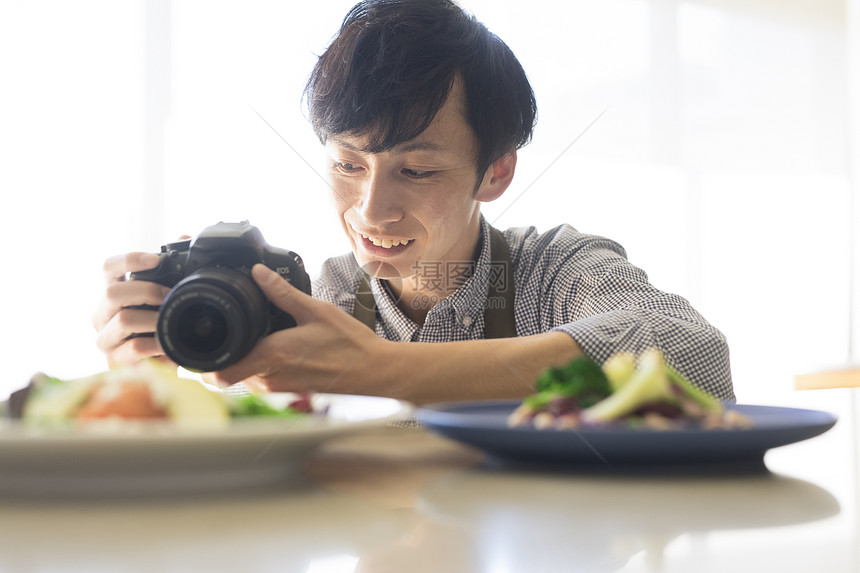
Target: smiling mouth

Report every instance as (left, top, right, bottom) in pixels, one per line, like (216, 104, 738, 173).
(357, 232, 414, 249)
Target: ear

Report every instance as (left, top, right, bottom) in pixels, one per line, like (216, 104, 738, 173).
(475, 151, 517, 203)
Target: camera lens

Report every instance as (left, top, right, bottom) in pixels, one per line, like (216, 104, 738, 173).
(176, 302, 229, 355)
(156, 268, 269, 372)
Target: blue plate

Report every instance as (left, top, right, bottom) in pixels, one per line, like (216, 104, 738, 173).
(415, 402, 837, 465)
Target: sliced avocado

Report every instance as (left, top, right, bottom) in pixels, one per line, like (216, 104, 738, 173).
(140, 361, 229, 429)
(582, 348, 671, 423)
(22, 372, 103, 426)
(22, 361, 230, 429)
(601, 351, 636, 391)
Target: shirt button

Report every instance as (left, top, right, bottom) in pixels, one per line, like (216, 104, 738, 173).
(461, 315, 473, 327)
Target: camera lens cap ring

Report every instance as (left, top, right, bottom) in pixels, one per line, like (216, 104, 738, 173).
(156, 269, 268, 372)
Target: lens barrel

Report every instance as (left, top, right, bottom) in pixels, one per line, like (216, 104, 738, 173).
(156, 267, 269, 372)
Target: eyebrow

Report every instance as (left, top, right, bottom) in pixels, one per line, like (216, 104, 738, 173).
(332, 137, 447, 155)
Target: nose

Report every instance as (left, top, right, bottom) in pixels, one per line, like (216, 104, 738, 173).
(355, 170, 404, 226)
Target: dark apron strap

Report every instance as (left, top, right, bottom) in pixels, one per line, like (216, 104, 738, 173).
(351, 226, 517, 338)
(483, 226, 518, 338)
(352, 270, 377, 331)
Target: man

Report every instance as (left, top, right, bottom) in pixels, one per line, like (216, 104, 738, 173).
(93, 0, 734, 404)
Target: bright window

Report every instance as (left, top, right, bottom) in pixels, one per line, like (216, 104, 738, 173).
(0, 0, 855, 406)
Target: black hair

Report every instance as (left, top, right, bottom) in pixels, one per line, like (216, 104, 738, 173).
(303, 0, 537, 183)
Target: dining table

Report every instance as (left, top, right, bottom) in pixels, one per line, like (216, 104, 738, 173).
(0, 391, 856, 573)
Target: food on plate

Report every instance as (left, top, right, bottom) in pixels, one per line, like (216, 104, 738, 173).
(20, 360, 311, 429)
(508, 348, 752, 431)
(227, 393, 313, 417)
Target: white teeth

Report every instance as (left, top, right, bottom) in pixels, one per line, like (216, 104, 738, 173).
(360, 233, 411, 249)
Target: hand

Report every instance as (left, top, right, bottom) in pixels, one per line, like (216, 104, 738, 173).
(205, 264, 388, 394)
(207, 268, 579, 404)
(92, 251, 172, 366)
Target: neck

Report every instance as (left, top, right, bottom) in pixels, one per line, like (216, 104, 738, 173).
(387, 220, 483, 325)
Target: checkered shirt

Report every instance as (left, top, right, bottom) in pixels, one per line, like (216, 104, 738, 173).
(312, 217, 735, 401)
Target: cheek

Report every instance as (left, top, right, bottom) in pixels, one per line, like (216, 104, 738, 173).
(427, 188, 476, 225)
(328, 180, 355, 212)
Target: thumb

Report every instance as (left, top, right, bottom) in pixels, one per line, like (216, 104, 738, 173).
(252, 264, 315, 324)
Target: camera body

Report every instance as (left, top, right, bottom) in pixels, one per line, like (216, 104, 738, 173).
(130, 221, 312, 372)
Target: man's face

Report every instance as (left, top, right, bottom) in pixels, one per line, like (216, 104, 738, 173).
(325, 81, 486, 286)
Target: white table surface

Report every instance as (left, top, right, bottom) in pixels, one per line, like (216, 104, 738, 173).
(0, 399, 856, 573)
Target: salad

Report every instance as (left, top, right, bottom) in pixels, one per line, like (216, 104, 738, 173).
(18, 360, 313, 430)
(508, 348, 751, 430)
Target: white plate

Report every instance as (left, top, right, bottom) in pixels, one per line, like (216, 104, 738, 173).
(0, 394, 411, 497)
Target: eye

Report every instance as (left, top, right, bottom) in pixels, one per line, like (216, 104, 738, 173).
(402, 168, 436, 179)
(333, 161, 363, 175)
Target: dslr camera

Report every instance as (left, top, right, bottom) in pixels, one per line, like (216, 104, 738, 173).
(130, 221, 312, 372)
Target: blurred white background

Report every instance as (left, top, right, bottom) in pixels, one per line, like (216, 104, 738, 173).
(0, 0, 857, 413)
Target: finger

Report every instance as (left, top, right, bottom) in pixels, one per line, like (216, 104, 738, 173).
(207, 334, 285, 387)
(202, 372, 270, 393)
(92, 281, 170, 331)
(251, 264, 317, 324)
(241, 374, 310, 394)
(95, 307, 160, 352)
(103, 333, 164, 367)
(102, 252, 161, 283)
(238, 376, 275, 394)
